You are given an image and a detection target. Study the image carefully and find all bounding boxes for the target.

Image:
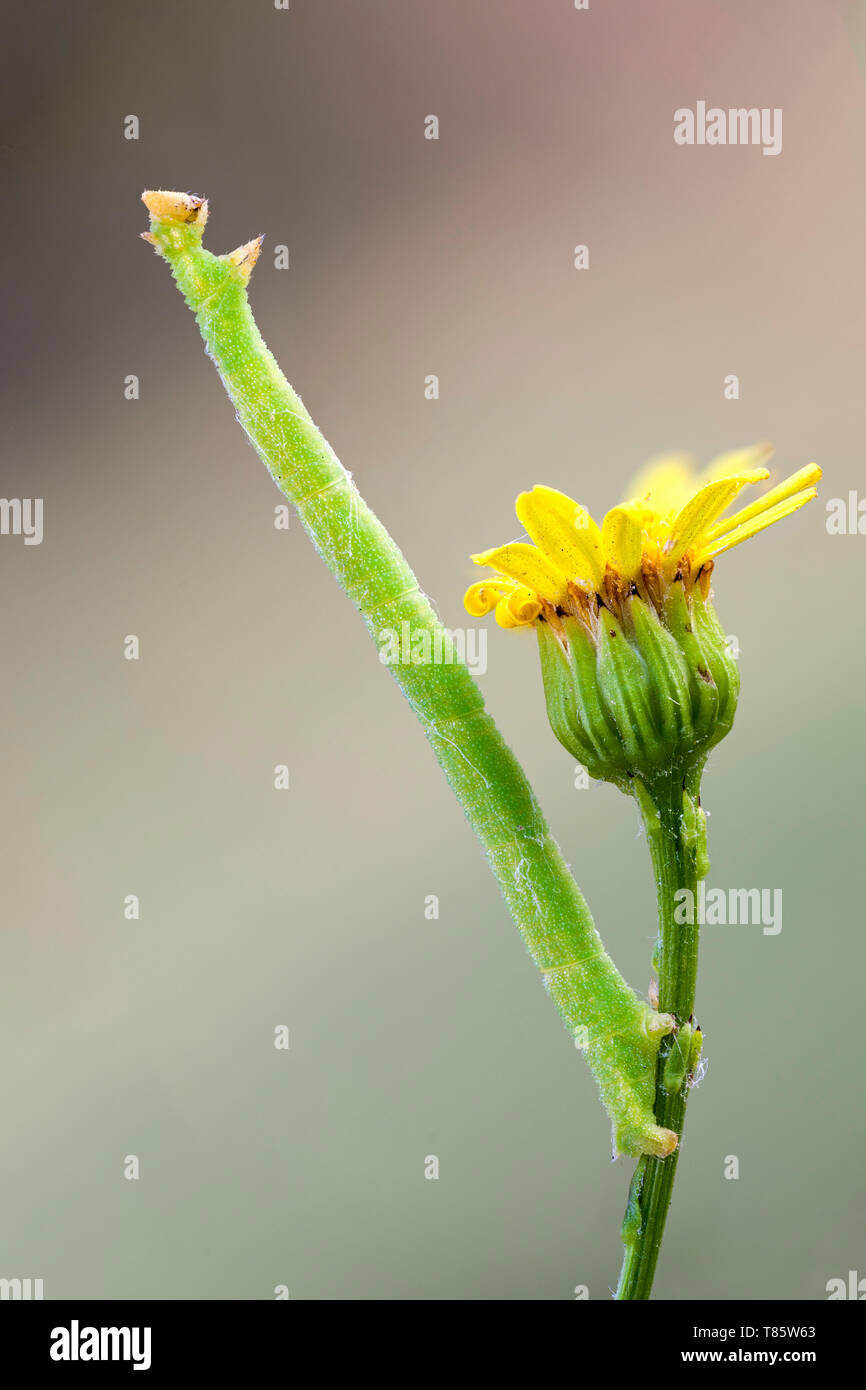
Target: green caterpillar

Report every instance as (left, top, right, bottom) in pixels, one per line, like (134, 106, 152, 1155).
(141, 190, 677, 1158)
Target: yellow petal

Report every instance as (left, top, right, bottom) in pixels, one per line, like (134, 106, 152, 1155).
(601, 504, 644, 580)
(623, 454, 696, 517)
(664, 470, 770, 569)
(698, 486, 819, 561)
(495, 601, 523, 629)
(496, 586, 542, 627)
(471, 543, 568, 603)
(703, 464, 822, 545)
(515, 486, 604, 588)
(464, 579, 515, 617)
(697, 441, 775, 485)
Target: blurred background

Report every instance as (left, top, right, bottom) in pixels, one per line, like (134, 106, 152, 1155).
(2, 0, 865, 1300)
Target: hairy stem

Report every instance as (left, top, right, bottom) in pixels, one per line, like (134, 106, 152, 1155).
(616, 766, 705, 1298)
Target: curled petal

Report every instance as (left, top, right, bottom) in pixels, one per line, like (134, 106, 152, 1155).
(500, 586, 543, 627)
(500, 586, 542, 625)
(464, 578, 515, 617)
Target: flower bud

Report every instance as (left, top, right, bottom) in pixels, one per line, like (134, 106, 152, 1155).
(537, 583, 739, 787)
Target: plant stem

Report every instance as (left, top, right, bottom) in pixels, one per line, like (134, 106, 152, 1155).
(616, 766, 704, 1298)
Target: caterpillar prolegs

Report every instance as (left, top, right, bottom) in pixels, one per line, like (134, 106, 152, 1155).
(541, 957, 677, 1159)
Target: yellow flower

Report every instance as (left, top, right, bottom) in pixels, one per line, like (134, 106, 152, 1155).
(465, 444, 821, 630)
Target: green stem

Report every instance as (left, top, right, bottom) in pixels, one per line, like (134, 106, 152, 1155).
(141, 191, 676, 1160)
(616, 765, 705, 1298)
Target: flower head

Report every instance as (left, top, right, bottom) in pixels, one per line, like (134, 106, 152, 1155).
(465, 447, 821, 786)
(466, 445, 821, 631)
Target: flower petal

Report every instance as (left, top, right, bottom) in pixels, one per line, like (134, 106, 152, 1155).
(663, 470, 770, 569)
(697, 441, 775, 485)
(464, 578, 515, 617)
(515, 486, 604, 588)
(471, 542, 568, 602)
(698, 486, 819, 562)
(623, 454, 696, 517)
(601, 504, 644, 580)
(497, 586, 543, 627)
(703, 464, 822, 545)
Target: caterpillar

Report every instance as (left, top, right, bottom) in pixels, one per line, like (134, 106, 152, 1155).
(141, 190, 677, 1159)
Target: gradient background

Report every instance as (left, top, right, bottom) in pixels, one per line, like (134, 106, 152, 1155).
(2, 0, 865, 1300)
